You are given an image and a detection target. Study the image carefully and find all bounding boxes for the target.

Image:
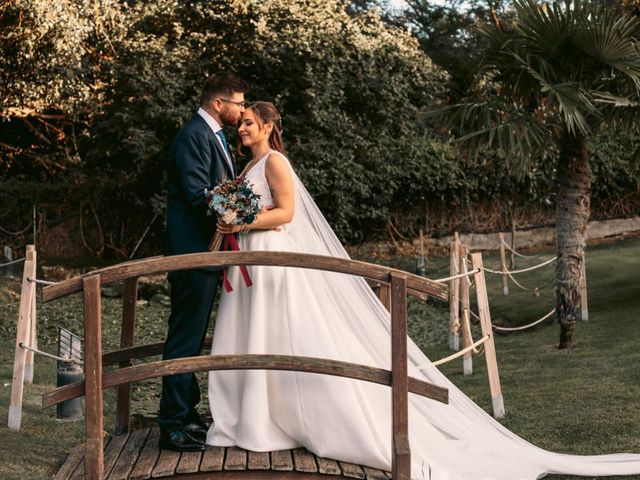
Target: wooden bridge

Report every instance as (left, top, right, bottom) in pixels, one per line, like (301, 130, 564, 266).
(36, 251, 452, 479)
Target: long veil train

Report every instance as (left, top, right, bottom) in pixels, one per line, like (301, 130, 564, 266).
(208, 153, 640, 479)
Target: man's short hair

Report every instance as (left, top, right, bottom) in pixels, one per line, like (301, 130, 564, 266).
(200, 72, 249, 105)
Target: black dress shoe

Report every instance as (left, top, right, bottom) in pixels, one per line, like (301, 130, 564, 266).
(159, 428, 206, 452)
(184, 421, 208, 442)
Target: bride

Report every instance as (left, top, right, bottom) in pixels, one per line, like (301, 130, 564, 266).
(208, 101, 640, 479)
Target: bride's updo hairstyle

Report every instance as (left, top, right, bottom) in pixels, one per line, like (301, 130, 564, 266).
(247, 101, 287, 155)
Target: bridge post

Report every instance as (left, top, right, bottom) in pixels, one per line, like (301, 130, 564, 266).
(471, 253, 505, 419)
(83, 274, 104, 479)
(390, 273, 410, 480)
(449, 238, 461, 351)
(115, 276, 139, 435)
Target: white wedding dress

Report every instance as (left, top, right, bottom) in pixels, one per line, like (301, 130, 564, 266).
(207, 151, 640, 479)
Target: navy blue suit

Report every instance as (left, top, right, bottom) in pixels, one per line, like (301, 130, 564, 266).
(159, 113, 235, 431)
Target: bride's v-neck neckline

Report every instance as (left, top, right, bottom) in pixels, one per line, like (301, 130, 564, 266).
(240, 151, 273, 179)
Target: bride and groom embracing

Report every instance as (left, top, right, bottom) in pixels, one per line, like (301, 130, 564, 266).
(159, 72, 640, 480)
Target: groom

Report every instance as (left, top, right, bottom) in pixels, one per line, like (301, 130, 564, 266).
(159, 72, 248, 452)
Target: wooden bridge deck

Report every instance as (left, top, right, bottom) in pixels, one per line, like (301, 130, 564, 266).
(54, 427, 392, 480)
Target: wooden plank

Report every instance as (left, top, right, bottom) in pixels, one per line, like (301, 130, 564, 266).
(200, 446, 225, 472)
(498, 232, 509, 295)
(42, 252, 447, 303)
(71, 436, 112, 480)
(108, 428, 150, 480)
(54, 443, 84, 480)
(176, 451, 202, 474)
(390, 273, 410, 480)
(339, 461, 365, 479)
(449, 239, 461, 351)
(103, 432, 130, 478)
(224, 446, 247, 470)
(248, 450, 270, 470)
(151, 449, 180, 478)
(316, 457, 341, 475)
(83, 274, 105, 480)
(8, 249, 35, 430)
(44, 354, 448, 408)
(271, 450, 294, 471)
(363, 466, 388, 480)
(116, 276, 139, 435)
(130, 428, 161, 480)
(459, 246, 473, 377)
(580, 252, 588, 321)
(24, 247, 36, 384)
(471, 253, 505, 419)
(292, 448, 317, 473)
(377, 284, 390, 311)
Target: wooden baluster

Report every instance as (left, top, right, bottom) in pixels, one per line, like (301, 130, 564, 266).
(8, 245, 36, 430)
(498, 232, 509, 296)
(116, 276, 138, 435)
(390, 273, 410, 480)
(84, 274, 104, 478)
(449, 237, 461, 350)
(459, 246, 473, 376)
(471, 253, 505, 419)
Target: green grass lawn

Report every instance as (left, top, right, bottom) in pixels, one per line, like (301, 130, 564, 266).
(0, 236, 639, 479)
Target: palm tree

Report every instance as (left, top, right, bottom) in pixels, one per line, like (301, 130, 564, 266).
(429, 0, 640, 348)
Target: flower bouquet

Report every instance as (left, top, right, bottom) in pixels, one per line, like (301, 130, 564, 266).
(205, 177, 260, 292)
(205, 177, 261, 251)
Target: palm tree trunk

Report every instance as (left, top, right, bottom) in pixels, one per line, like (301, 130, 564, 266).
(555, 132, 590, 349)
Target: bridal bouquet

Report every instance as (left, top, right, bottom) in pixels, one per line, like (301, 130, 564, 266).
(205, 177, 260, 292)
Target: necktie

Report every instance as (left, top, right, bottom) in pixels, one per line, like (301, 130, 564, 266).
(216, 130, 235, 176)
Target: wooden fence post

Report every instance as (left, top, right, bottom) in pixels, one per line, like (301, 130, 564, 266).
(580, 252, 589, 321)
(83, 274, 104, 479)
(24, 247, 37, 384)
(449, 237, 461, 351)
(8, 245, 36, 430)
(510, 221, 517, 269)
(116, 276, 138, 435)
(471, 253, 505, 419)
(459, 246, 473, 376)
(498, 233, 509, 296)
(390, 273, 410, 480)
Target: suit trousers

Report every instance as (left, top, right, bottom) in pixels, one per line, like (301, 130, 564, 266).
(158, 268, 221, 431)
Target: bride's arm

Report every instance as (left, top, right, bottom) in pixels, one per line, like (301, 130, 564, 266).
(217, 153, 294, 234)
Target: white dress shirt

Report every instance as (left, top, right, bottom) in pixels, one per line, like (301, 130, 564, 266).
(197, 107, 234, 172)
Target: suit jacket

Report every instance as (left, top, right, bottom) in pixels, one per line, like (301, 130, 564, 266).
(166, 114, 235, 263)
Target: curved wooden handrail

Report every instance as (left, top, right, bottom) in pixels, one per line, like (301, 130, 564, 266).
(43, 354, 449, 408)
(41, 251, 448, 302)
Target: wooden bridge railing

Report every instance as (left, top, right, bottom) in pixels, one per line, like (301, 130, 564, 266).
(41, 251, 449, 480)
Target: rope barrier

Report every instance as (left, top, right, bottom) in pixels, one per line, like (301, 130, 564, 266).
(435, 268, 481, 284)
(506, 270, 552, 293)
(0, 257, 25, 268)
(501, 239, 545, 259)
(18, 343, 83, 365)
(484, 256, 556, 275)
(492, 308, 556, 332)
(0, 222, 33, 236)
(421, 335, 491, 368)
(461, 312, 481, 354)
(27, 277, 58, 286)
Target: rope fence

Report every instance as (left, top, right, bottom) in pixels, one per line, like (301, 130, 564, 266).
(424, 335, 491, 368)
(18, 342, 83, 366)
(0, 257, 25, 268)
(27, 277, 58, 286)
(435, 268, 480, 284)
(484, 256, 556, 275)
(501, 239, 545, 259)
(492, 308, 556, 332)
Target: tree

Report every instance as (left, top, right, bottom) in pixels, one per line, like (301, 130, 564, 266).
(429, 0, 640, 348)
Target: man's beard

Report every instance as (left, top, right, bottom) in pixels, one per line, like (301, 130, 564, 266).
(220, 107, 240, 126)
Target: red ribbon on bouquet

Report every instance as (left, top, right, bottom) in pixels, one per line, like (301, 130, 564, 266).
(221, 233, 253, 293)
